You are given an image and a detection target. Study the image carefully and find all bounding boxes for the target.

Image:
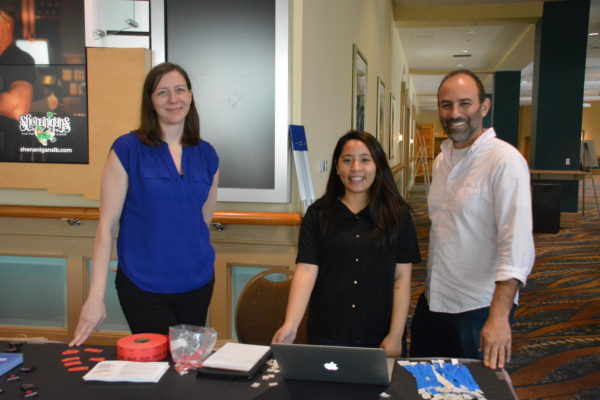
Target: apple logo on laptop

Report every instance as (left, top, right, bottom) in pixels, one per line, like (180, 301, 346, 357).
(323, 361, 338, 371)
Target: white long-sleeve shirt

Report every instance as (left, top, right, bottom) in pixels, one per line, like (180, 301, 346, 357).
(426, 128, 535, 313)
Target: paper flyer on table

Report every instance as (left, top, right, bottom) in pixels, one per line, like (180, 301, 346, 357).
(82, 360, 170, 382)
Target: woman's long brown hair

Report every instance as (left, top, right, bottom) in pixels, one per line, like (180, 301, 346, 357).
(136, 62, 201, 146)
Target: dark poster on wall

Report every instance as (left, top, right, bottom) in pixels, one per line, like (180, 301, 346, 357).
(0, 0, 87, 163)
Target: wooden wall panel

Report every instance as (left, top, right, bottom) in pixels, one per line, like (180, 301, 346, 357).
(0, 216, 299, 345)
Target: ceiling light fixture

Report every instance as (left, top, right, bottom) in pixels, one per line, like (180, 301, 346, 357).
(456, 36, 473, 58)
(589, 32, 598, 36)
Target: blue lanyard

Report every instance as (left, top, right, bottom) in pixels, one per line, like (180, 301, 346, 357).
(400, 360, 486, 399)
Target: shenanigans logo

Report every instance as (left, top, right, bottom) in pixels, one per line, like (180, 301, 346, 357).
(19, 112, 72, 146)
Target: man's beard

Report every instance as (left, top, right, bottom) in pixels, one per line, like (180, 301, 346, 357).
(444, 118, 475, 143)
(441, 111, 482, 145)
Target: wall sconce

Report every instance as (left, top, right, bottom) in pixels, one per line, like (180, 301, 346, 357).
(396, 132, 403, 143)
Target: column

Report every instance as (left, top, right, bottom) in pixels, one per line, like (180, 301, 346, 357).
(530, 0, 590, 213)
(493, 71, 521, 148)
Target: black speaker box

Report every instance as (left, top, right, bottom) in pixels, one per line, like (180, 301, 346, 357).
(532, 181, 562, 234)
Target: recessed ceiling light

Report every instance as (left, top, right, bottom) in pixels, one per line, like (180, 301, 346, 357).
(457, 64, 463, 67)
(589, 32, 599, 36)
(466, 30, 475, 34)
(462, 49, 469, 53)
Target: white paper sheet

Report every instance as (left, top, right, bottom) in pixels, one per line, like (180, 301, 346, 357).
(82, 360, 170, 382)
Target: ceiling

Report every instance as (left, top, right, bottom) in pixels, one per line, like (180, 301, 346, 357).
(393, 0, 600, 110)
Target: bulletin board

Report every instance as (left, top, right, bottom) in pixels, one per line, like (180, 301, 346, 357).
(0, 48, 151, 200)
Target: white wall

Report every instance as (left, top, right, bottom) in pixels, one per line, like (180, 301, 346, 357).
(298, 0, 415, 198)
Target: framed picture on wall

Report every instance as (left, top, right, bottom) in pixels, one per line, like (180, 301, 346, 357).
(389, 93, 397, 160)
(376, 77, 385, 142)
(400, 81, 409, 165)
(165, 0, 290, 202)
(351, 44, 367, 131)
(0, 0, 87, 164)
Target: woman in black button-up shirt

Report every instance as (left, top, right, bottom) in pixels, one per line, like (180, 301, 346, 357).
(273, 131, 421, 357)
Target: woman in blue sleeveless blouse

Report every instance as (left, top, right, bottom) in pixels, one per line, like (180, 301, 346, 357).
(70, 63, 219, 345)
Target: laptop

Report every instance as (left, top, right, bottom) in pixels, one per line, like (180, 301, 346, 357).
(270, 343, 394, 386)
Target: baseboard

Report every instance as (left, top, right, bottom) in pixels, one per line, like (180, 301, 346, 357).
(560, 212, 580, 228)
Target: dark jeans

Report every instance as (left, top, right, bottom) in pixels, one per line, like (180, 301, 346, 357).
(116, 268, 214, 335)
(409, 293, 516, 360)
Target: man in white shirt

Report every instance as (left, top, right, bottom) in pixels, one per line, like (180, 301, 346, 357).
(410, 70, 535, 370)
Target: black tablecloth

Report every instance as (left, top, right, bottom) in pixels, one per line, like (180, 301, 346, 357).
(0, 341, 517, 399)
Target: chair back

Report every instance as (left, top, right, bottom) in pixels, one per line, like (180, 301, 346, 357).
(235, 268, 308, 345)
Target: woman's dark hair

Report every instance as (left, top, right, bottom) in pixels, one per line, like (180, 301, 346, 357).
(320, 130, 411, 247)
(137, 62, 200, 146)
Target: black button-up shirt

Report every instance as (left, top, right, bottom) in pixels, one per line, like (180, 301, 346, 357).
(297, 199, 421, 343)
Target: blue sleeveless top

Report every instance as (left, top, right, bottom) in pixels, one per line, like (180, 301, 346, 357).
(112, 132, 219, 293)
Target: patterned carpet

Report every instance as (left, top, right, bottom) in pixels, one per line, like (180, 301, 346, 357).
(405, 175, 600, 400)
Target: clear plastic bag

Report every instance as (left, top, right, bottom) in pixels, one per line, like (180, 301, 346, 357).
(169, 324, 217, 375)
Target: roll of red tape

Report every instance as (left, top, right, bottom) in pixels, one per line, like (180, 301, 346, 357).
(116, 333, 169, 362)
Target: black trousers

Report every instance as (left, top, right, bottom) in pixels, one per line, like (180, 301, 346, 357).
(409, 293, 516, 359)
(116, 268, 214, 335)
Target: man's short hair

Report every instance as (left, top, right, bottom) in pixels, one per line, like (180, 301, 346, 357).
(0, 1, 18, 22)
(438, 69, 486, 104)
